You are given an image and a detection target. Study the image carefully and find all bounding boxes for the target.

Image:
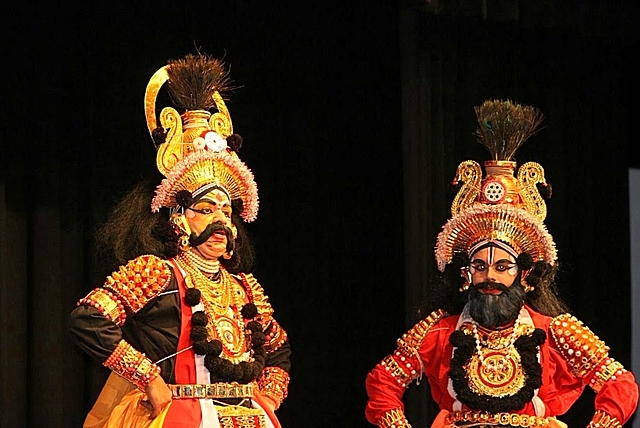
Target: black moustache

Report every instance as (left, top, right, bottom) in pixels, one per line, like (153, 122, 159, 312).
(474, 281, 509, 292)
(189, 222, 234, 253)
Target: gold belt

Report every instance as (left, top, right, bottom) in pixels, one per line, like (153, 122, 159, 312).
(446, 411, 549, 427)
(168, 382, 255, 399)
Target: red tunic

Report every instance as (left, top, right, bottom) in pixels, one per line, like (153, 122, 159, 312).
(365, 306, 638, 425)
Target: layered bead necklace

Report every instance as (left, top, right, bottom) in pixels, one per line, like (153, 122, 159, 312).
(180, 249, 222, 277)
(175, 250, 266, 383)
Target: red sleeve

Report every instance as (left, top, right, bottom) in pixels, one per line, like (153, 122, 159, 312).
(364, 349, 421, 424)
(365, 310, 448, 425)
(592, 365, 639, 424)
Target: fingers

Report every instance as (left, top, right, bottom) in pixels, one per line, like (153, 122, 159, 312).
(139, 399, 170, 418)
(140, 399, 153, 411)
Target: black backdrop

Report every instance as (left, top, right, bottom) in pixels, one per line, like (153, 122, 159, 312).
(2, 1, 639, 427)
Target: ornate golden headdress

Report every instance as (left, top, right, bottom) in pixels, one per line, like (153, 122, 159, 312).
(146, 54, 259, 222)
(434, 100, 557, 272)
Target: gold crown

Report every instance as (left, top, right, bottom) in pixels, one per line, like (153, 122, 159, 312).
(434, 100, 557, 271)
(145, 54, 258, 221)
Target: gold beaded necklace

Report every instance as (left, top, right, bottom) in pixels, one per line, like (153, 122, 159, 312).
(175, 252, 248, 362)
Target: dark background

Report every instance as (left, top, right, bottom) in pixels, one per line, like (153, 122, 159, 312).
(2, 1, 640, 426)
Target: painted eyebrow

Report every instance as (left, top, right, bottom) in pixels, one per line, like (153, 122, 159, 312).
(196, 198, 231, 206)
(470, 259, 515, 264)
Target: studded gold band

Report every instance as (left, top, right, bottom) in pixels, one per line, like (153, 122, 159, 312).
(590, 359, 625, 393)
(169, 382, 255, 399)
(445, 411, 549, 427)
(381, 352, 417, 388)
(78, 288, 127, 326)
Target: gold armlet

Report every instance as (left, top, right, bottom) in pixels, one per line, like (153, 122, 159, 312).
(257, 366, 290, 409)
(103, 340, 161, 391)
(590, 358, 627, 393)
(397, 309, 446, 353)
(377, 408, 411, 428)
(264, 320, 288, 352)
(381, 349, 420, 388)
(550, 314, 609, 377)
(78, 288, 127, 326)
(103, 255, 172, 313)
(587, 410, 622, 428)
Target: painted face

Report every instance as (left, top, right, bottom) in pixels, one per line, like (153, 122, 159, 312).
(468, 245, 519, 294)
(184, 188, 234, 260)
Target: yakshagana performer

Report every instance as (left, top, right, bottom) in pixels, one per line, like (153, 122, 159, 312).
(69, 54, 291, 428)
(365, 100, 638, 427)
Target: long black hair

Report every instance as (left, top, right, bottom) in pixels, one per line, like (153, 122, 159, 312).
(95, 179, 255, 274)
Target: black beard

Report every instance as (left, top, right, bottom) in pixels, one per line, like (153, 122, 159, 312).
(189, 221, 235, 253)
(466, 280, 526, 329)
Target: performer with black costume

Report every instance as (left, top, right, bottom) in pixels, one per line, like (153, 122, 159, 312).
(365, 100, 638, 427)
(69, 54, 290, 428)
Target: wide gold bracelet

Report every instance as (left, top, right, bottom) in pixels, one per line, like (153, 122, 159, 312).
(103, 340, 161, 391)
(257, 366, 290, 409)
(377, 408, 411, 428)
(587, 410, 622, 428)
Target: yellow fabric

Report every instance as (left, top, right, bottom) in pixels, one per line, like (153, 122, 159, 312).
(103, 389, 171, 428)
(84, 373, 135, 428)
(83, 372, 170, 428)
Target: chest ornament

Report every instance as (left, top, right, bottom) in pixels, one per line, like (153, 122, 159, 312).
(449, 323, 546, 413)
(177, 254, 266, 384)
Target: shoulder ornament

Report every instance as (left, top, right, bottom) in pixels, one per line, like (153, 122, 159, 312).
(238, 273, 287, 351)
(397, 309, 447, 354)
(103, 254, 173, 313)
(237, 273, 274, 319)
(550, 313, 609, 378)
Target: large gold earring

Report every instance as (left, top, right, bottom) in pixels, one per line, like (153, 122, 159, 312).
(223, 250, 233, 260)
(171, 213, 192, 252)
(179, 234, 190, 252)
(521, 270, 534, 293)
(459, 267, 472, 292)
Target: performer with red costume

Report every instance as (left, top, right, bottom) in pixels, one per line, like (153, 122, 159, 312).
(69, 54, 290, 428)
(365, 100, 638, 427)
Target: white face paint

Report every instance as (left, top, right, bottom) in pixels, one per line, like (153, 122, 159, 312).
(469, 245, 519, 287)
(185, 188, 234, 260)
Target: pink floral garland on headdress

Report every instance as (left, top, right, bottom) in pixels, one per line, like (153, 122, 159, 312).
(150, 150, 259, 222)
